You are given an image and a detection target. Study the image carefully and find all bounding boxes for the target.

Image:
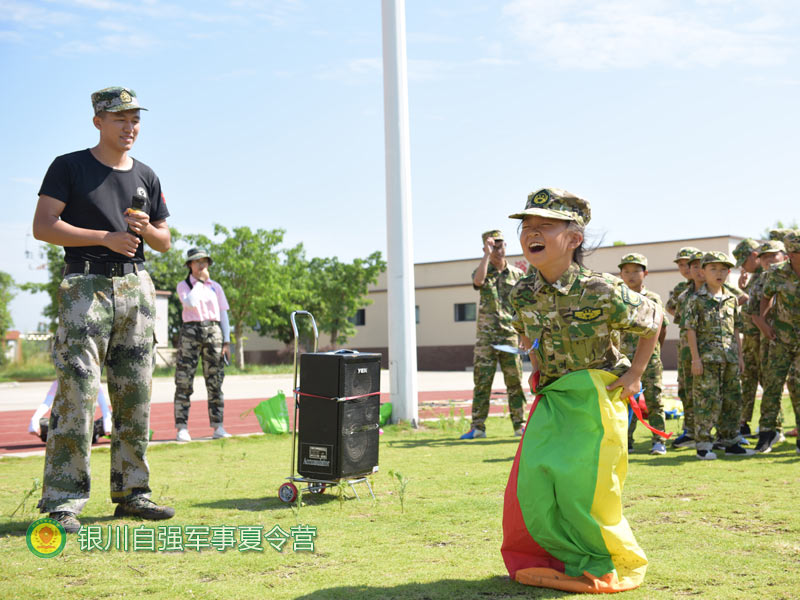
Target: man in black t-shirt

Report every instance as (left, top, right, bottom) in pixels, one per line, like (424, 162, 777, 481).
(32, 87, 175, 533)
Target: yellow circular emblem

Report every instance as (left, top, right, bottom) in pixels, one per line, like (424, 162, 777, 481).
(26, 518, 67, 558)
(532, 191, 549, 206)
(119, 91, 132, 104)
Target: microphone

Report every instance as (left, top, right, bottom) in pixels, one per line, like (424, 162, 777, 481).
(125, 194, 149, 235)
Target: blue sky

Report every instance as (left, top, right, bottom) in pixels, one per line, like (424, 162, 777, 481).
(3, 0, 799, 331)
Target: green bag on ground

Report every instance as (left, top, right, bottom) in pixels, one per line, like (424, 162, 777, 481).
(379, 402, 393, 427)
(253, 391, 290, 434)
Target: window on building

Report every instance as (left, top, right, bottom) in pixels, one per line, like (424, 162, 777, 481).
(348, 309, 366, 326)
(415, 305, 420, 324)
(454, 303, 476, 322)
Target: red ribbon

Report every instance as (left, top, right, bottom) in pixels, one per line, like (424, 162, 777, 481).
(295, 389, 381, 402)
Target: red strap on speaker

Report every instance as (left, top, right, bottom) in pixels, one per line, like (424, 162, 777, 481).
(295, 388, 381, 402)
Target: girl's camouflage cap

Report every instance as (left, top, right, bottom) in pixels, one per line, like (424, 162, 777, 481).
(784, 230, 800, 253)
(91, 87, 147, 115)
(185, 247, 213, 267)
(701, 251, 734, 268)
(673, 247, 701, 262)
(757, 240, 785, 256)
(618, 253, 648, 270)
(732, 238, 760, 267)
(508, 188, 591, 227)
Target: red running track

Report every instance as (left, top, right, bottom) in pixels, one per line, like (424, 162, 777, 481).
(1, 389, 513, 455)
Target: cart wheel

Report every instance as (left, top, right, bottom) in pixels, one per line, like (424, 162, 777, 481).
(278, 482, 298, 503)
(308, 482, 327, 494)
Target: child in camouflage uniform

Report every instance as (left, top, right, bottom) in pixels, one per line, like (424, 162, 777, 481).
(461, 229, 527, 439)
(731, 239, 761, 436)
(668, 248, 704, 449)
(618, 253, 669, 455)
(753, 231, 800, 454)
(504, 188, 662, 593)
(684, 251, 753, 459)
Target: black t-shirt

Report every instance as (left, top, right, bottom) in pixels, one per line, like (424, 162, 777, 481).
(38, 149, 170, 264)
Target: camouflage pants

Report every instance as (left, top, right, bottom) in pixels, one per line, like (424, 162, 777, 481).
(627, 358, 666, 444)
(39, 271, 155, 514)
(174, 321, 225, 427)
(759, 339, 800, 432)
(676, 338, 695, 433)
(692, 361, 741, 451)
(471, 342, 526, 430)
(739, 331, 760, 424)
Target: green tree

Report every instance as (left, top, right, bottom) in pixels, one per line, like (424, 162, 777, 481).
(19, 244, 63, 334)
(191, 224, 297, 368)
(0, 270, 15, 333)
(307, 252, 386, 346)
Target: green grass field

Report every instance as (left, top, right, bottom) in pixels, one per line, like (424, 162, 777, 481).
(1, 399, 798, 600)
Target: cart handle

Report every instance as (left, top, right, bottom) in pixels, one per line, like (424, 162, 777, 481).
(290, 310, 319, 343)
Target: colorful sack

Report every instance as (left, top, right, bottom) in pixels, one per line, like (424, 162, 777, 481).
(502, 369, 647, 594)
(379, 402, 393, 427)
(252, 392, 290, 434)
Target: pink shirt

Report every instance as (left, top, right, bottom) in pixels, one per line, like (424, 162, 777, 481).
(177, 276, 229, 323)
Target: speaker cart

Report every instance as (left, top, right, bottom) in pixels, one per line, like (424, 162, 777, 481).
(277, 311, 379, 504)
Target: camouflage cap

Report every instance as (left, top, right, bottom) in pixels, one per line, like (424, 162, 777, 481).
(701, 251, 734, 268)
(91, 87, 147, 115)
(784, 230, 800, 253)
(674, 246, 701, 263)
(769, 228, 794, 242)
(757, 240, 785, 256)
(481, 229, 504, 243)
(732, 238, 760, 267)
(618, 252, 648, 270)
(185, 247, 213, 267)
(508, 188, 591, 227)
(687, 250, 705, 264)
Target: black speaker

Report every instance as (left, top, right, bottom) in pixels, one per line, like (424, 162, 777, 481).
(297, 350, 381, 479)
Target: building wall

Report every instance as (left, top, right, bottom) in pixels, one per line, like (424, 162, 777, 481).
(244, 235, 748, 370)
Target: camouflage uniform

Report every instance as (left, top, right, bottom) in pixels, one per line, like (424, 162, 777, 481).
(758, 237, 800, 434)
(174, 322, 226, 427)
(665, 247, 700, 436)
(620, 289, 669, 445)
(510, 263, 661, 390)
(39, 271, 157, 513)
(471, 257, 527, 431)
(683, 255, 743, 452)
(732, 239, 761, 426)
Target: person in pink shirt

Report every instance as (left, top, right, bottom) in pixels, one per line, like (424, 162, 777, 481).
(173, 247, 232, 441)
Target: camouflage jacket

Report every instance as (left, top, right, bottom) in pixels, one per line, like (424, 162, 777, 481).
(743, 268, 768, 333)
(666, 279, 691, 324)
(509, 263, 661, 388)
(761, 260, 800, 345)
(472, 261, 525, 343)
(683, 284, 742, 363)
(619, 287, 669, 367)
(676, 281, 742, 332)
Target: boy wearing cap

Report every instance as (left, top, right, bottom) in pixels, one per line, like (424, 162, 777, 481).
(684, 252, 752, 459)
(732, 238, 762, 436)
(461, 230, 527, 439)
(670, 249, 705, 449)
(32, 87, 174, 532)
(618, 253, 669, 454)
(754, 231, 800, 454)
(174, 248, 232, 441)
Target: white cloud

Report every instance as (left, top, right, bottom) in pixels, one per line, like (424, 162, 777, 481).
(502, 0, 797, 69)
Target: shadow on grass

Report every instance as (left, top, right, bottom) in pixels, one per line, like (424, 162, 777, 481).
(386, 438, 520, 449)
(1, 514, 118, 538)
(194, 491, 346, 512)
(292, 576, 571, 599)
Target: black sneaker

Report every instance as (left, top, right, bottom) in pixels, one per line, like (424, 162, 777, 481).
(739, 422, 751, 437)
(696, 449, 717, 460)
(755, 430, 781, 454)
(49, 511, 81, 533)
(672, 433, 696, 449)
(724, 444, 755, 456)
(114, 496, 175, 520)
